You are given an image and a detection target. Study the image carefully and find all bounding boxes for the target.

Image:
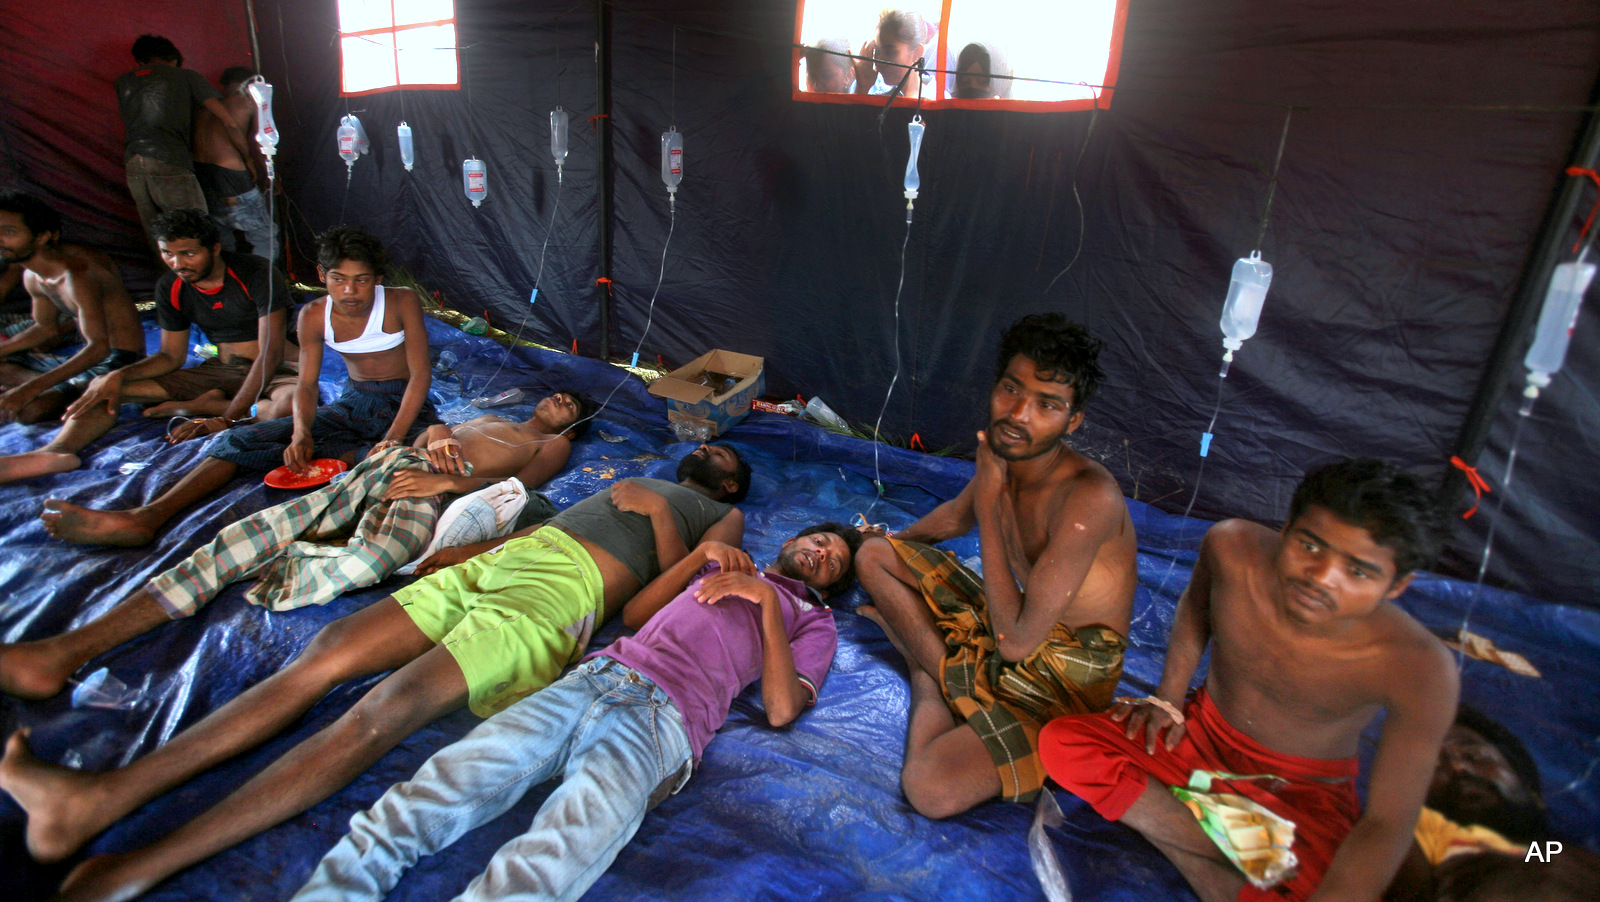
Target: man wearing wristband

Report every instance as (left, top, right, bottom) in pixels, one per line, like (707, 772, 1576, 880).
(42, 225, 435, 547)
(0, 208, 296, 486)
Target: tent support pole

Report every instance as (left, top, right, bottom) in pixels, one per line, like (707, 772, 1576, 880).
(243, 0, 262, 72)
(595, 0, 613, 360)
(1441, 69, 1600, 506)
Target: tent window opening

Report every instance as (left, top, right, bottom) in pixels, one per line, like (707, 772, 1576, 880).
(339, 0, 460, 95)
(794, 0, 1126, 111)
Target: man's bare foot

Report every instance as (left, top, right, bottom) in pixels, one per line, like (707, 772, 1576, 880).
(143, 389, 227, 418)
(56, 850, 161, 902)
(40, 500, 156, 548)
(0, 450, 81, 486)
(0, 642, 74, 700)
(0, 730, 117, 863)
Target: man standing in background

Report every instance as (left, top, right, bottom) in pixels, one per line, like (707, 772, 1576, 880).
(114, 35, 249, 253)
(194, 66, 274, 259)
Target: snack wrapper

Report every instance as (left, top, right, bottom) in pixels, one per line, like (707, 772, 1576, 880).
(1169, 770, 1298, 889)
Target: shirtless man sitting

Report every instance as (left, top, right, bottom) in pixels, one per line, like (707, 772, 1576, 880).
(855, 312, 1137, 816)
(42, 225, 435, 547)
(0, 191, 145, 426)
(0, 208, 297, 486)
(1040, 458, 1459, 902)
(0, 444, 750, 902)
(0, 389, 595, 701)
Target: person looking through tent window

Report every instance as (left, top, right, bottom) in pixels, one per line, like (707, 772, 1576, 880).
(0, 192, 145, 426)
(288, 522, 859, 902)
(951, 42, 1013, 100)
(853, 313, 1138, 816)
(1040, 459, 1459, 902)
(0, 208, 297, 486)
(0, 389, 596, 702)
(195, 66, 275, 259)
(805, 38, 857, 94)
(115, 35, 250, 255)
(0, 445, 751, 902)
(41, 225, 437, 548)
(854, 10, 932, 99)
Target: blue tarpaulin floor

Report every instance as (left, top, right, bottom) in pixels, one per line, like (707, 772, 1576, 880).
(3, 316, 1597, 901)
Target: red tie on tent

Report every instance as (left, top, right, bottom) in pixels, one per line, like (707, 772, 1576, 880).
(1449, 455, 1492, 519)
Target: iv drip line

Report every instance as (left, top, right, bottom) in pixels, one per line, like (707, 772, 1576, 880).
(870, 215, 914, 503)
(1042, 84, 1102, 302)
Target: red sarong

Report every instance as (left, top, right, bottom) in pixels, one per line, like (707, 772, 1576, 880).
(1038, 687, 1361, 902)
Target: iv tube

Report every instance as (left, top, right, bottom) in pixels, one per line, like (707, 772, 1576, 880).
(904, 116, 925, 223)
(244, 76, 279, 182)
(397, 122, 415, 171)
(551, 107, 570, 184)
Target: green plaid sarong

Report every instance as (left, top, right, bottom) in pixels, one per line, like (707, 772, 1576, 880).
(145, 447, 443, 616)
(890, 537, 1126, 802)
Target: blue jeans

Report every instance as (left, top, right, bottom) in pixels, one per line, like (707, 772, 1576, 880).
(211, 187, 276, 259)
(292, 657, 693, 902)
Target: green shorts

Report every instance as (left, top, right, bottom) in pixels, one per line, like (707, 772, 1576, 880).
(394, 525, 605, 717)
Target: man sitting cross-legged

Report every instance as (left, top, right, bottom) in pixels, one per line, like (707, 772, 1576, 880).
(0, 443, 751, 902)
(1039, 459, 1459, 902)
(855, 312, 1138, 816)
(0, 192, 146, 426)
(0, 390, 595, 702)
(0, 208, 297, 486)
(290, 523, 860, 902)
(41, 225, 435, 548)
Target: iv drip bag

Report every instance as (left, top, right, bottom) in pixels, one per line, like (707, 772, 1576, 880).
(661, 129, 683, 195)
(345, 114, 371, 155)
(397, 122, 415, 171)
(337, 122, 359, 171)
(244, 76, 279, 179)
(1220, 251, 1273, 352)
(551, 107, 569, 182)
(462, 157, 489, 208)
(1525, 258, 1596, 389)
(904, 116, 925, 200)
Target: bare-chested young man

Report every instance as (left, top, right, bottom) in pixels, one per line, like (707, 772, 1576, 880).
(194, 66, 274, 258)
(0, 192, 145, 426)
(41, 225, 435, 548)
(855, 312, 1138, 816)
(1040, 458, 1459, 902)
(0, 389, 595, 701)
(0, 443, 750, 902)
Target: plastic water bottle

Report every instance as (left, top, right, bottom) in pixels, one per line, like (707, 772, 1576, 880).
(551, 107, 569, 183)
(245, 77, 279, 180)
(434, 349, 459, 373)
(1525, 259, 1596, 390)
(904, 116, 925, 201)
(661, 129, 683, 203)
(338, 122, 359, 173)
(462, 157, 488, 207)
(1220, 251, 1273, 352)
(397, 121, 415, 171)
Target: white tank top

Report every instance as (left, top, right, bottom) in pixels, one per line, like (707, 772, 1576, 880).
(323, 284, 406, 354)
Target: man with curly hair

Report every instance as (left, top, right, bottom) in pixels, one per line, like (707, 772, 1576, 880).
(855, 312, 1138, 816)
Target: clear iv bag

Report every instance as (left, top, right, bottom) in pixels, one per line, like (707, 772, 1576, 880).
(397, 122, 414, 171)
(904, 116, 925, 200)
(462, 157, 488, 208)
(661, 129, 683, 193)
(1526, 259, 1596, 388)
(1220, 251, 1273, 351)
(551, 107, 569, 181)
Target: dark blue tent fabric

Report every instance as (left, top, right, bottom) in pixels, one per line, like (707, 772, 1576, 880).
(2, 318, 1596, 901)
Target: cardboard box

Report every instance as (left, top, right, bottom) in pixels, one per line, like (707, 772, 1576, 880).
(647, 349, 765, 439)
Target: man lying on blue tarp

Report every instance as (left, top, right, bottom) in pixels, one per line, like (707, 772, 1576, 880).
(289, 523, 859, 902)
(0, 444, 750, 902)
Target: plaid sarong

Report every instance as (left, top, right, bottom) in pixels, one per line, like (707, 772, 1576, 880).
(145, 447, 442, 616)
(890, 537, 1126, 803)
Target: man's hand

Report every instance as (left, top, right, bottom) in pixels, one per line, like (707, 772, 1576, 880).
(167, 417, 230, 443)
(973, 431, 1006, 503)
(366, 439, 403, 460)
(1112, 698, 1187, 754)
(0, 385, 38, 424)
(412, 544, 477, 576)
(385, 470, 459, 501)
(64, 370, 124, 420)
(284, 434, 315, 473)
(609, 478, 666, 517)
(424, 436, 466, 475)
(699, 541, 756, 576)
(694, 571, 777, 607)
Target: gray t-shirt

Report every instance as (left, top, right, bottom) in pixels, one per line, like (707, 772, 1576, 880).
(551, 478, 733, 586)
(115, 63, 219, 168)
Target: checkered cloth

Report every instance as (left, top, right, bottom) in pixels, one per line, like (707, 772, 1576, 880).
(145, 447, 443, 616)
(889, 537, 1127, 803)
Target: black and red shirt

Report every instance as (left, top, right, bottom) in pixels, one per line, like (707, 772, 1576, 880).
(153, 252, 292, 344)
